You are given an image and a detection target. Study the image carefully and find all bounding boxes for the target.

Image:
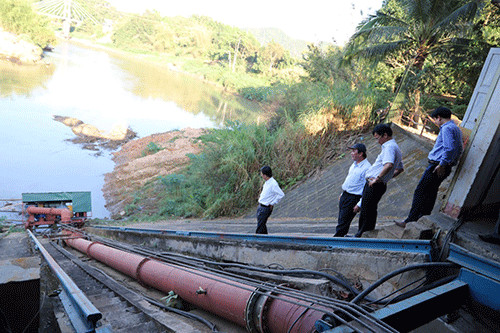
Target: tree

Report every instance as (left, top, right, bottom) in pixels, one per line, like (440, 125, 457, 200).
(343, 0, 483, 120)
(0, 0, 55, 47)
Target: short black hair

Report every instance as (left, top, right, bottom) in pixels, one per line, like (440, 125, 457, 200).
(260, 166, 272, 177)
(431, 106, 452, 119)
(372, 123, 392, 137)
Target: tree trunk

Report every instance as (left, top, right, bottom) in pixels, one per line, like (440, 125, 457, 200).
(232, 38, 241, 72)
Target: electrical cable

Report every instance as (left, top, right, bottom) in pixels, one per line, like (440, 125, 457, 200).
(67, 229, 397, 331)
(366, 275, 426, 306)
(351, 262, 457, 304)
(387, 274, 459, 305)
(143, 295, 219, 333)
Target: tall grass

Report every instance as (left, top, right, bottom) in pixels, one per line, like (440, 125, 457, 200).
(127, 79, 386, 220)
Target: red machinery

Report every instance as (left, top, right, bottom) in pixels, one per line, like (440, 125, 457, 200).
(25, 206, 72, 229)
(22, 192, 92, 230)
(64, 234, 331, 333)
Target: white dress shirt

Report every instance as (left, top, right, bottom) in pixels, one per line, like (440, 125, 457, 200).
(258, 177, 285, 206)
(365, 139, 403, 184)
(342, 158, 371, 195)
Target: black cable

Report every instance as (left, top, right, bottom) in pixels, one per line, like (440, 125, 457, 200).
(388, 274, 458, 304)
(143, 295, 219, 332)
(287, 302, 315, 333)
(366, 276, 426, 306)
(351, 262, 457, 304)
(74, 231, 396, 330)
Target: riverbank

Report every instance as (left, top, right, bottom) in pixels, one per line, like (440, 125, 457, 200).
(102, 128, 205, 219)
(0, 29, 44, 65)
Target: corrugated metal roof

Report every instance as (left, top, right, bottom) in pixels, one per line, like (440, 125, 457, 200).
(22, 192, 91, 212)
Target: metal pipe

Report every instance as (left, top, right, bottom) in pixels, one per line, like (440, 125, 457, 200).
(65, 235, 328, 333)
(27, 230, 102, 331)
(26, 206, 72, 224)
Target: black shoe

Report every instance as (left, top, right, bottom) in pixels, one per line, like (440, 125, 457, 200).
(479, 234, 500, 245)
(354, 232, 362, 238)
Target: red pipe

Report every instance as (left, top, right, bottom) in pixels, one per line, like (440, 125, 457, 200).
(26, 207, 72, 229)
(65, 235, 328, 332)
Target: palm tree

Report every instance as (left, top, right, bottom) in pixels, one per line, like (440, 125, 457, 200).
(343, 0, 483, 122)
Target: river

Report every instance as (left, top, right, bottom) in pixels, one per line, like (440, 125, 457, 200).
(0, 41, 262, 219)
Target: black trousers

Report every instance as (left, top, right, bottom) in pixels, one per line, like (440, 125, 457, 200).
(404, 163, 451, 223)
(256, 205, 272, 234)
(356, 182, 387, 237)
(335, 191, 362, 237)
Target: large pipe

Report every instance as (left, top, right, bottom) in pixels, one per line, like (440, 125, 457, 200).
(65, 235, 328, 332)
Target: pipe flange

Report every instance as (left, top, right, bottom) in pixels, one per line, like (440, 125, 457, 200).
(86, 241, 101, 259)
(135, 257, 151, 285)
(245, 283, 281, 333)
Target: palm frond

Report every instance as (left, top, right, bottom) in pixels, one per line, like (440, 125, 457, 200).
(433, 1, 479, 32)
(352, 40, 409, 63)
(351, 25, 408, 44)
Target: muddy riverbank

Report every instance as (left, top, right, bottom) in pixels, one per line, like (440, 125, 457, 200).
(102, 128, 205, 219)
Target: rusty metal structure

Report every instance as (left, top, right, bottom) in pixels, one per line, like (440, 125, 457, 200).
(22, 192, 91, 230)
(64, 235, 329, 332)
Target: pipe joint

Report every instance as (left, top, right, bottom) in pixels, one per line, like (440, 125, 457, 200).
(245, 283, 278, 333)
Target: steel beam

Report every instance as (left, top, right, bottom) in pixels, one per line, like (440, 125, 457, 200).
(27, 230, 102, 332)
(324, 280, 469, 333)
(93, 226, 432, 256)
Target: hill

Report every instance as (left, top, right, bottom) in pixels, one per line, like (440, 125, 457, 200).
(245, 27, 312, 58)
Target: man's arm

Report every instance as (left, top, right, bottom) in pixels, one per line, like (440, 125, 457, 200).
(368, 163, 393, 186)
(393, 167, 404, 178)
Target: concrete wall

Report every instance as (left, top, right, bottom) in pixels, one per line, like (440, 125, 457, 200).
(444, 48, 500, 218)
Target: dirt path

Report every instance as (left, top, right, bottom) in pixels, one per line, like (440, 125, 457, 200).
(102, 128, 205, 219)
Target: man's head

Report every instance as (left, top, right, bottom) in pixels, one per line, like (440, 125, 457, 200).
(348, 143, 367, 162)
(372, 124, 393, 145)
(260, 166, 272, 180)
(431, 106, 452, 126)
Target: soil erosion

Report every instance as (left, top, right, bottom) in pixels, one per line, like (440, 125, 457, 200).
(102, 128, 205, 219)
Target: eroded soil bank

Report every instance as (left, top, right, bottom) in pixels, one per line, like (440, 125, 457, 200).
(102, 128, 205, 219)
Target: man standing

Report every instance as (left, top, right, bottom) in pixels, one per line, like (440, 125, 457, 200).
(396, 106, 463, 228)
(256, 166, 285, 234)
(355, 124, 404, 237)
(334, 143, 371, 237)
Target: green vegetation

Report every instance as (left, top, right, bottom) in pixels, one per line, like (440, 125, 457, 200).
(2, 0, 498, 220)
(0, 0, 55, 47)
(344, 0, 500, 119)
(141, 142, 164, 157)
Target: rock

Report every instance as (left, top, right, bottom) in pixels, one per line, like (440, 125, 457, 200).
(53, 116, 83, 127)
(72, 123, 104, 138)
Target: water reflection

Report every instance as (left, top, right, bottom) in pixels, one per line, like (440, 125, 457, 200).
(0, 61, 55, 97)
(0, 41, 263, 218)
(118, 57, 261, 125)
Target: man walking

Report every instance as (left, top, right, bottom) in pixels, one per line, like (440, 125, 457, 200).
(256, 166, 285, 234)
(334, 143, 371, 237)
(396, 106, 463, 228)
(355, 124, 404, 237)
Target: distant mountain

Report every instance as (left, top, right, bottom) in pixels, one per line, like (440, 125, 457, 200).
(245, 27, 311, 58)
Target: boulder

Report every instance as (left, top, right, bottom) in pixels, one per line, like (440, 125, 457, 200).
(0, 29, 42, 64)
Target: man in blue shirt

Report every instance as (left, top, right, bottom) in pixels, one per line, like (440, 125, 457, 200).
(355, 124, 404, 237)
(334, 143, 371, 237)
(396, 106, 463, 228)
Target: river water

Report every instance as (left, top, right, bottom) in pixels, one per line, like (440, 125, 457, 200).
(0, 41, 262, 218)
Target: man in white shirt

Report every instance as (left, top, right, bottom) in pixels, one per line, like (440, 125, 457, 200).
(256, 166, 285, 234)
(354, 124, 404, 237)
(334, 143, 371, 237)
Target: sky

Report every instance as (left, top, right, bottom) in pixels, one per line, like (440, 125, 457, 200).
(106, 0, 383, 45)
